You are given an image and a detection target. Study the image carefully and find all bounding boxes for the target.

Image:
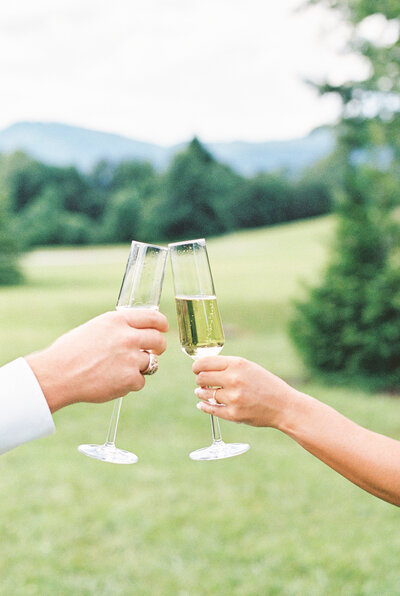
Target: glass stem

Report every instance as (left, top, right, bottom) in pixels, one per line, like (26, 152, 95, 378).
(105, 397, 123, 446)
(210, 415, 223, 443)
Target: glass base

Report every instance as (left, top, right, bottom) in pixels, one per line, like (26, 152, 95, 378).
(77, 442, 138, 464)
(189, 440, 250, 461)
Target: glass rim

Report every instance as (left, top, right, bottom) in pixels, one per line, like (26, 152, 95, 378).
(168, 238, 206, 248)
(130, 240, 168, 252)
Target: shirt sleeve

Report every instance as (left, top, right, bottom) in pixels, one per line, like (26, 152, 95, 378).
(0, 357, 55, 454)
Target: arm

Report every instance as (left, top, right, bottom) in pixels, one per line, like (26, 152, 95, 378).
(193, 356, 400, 507)
(0, 309, 168, 454)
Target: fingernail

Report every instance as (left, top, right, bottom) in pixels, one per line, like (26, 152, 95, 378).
(196, 402, 204, 411)
(194, 388, 201, 396)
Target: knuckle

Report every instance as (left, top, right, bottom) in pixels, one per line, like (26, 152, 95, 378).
(128, 351, 142, 369)
(196, 372, 206, 385)
(127, 370, 145, 391)
(231, 357, 247, 372)
(230, 392, 239, 405)
(127, 330, 140, 347)
(229, 372, 241, 387)
(230, 405, 242, 422)
(136, 375, 145, 390)
(231, 388, 242, 404)
(234, 358, 247, 374)
(99, 311, 116, 327)
(149, 329, 161, 348)
(146, 309, 159, 326)
(160, 313, 169, 331)
(228, 405, 237, 420)
(158, 334, 167, 353)
(113, 310, 127, 325)
(124, 371, 137, 388)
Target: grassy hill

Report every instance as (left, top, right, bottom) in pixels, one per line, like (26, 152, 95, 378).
(1, 216, 399, 595)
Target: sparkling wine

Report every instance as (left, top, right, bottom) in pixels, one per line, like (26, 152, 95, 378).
(175, 295, 225, 358)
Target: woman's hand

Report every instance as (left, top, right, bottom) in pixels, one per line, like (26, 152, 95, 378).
(192, 355, 298, 429)
(196, 355, 400, 507)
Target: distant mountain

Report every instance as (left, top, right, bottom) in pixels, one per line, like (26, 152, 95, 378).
(0, 122, 171, 171)
(208, 131, 335, 176)
(0, 121, 335, 175)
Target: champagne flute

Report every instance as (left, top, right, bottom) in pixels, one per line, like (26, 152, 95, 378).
(169, 238, 250, 461)
(78, 241, 168, 464)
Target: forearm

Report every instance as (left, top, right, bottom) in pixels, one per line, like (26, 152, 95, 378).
(281, 391, 400, 506)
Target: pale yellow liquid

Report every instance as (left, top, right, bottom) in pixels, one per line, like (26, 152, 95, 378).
(175, 295, 225, 359)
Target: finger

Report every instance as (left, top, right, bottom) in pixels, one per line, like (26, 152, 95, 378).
(138, 350, 151, 374)
(194, 387, 228, 406)
(192, 355, 230, 374)
(135, 329, 167, 354)
(195, 371, 226, 387)
(119, 308, 169, 332)
(196, 401, 235, 421)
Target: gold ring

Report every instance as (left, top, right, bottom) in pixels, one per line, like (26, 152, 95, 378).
(142, 351, 159, 375)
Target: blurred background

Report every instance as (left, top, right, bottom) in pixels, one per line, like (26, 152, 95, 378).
(1, 0, 400, 594)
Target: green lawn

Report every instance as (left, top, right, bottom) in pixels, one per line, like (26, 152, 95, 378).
(1, 216, 400, 595)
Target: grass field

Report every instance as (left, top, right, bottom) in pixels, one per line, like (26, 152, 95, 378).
(1, 216, 400, 595)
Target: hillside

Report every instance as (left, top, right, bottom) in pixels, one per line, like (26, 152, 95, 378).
(0, 121, 334, 174)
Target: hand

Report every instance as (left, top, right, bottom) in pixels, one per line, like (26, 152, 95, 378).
(192, 355, 297, 429)
(26, 309, 169, 412)
(195, 357, 400, 508)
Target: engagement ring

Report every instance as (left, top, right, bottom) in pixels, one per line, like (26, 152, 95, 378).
(209, 387, 220, 405)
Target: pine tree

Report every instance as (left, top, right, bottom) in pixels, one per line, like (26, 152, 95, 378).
(149, 137, 241, 241)
(291, 1, 400, 389)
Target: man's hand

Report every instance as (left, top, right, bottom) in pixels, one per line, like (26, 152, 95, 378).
(26, 309, 169, 412)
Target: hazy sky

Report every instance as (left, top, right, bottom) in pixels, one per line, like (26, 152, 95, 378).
(0, 0, 367, 145)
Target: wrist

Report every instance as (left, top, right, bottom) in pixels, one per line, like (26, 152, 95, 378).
(25, 350, 70, 413)
(275, 387, 312, 436)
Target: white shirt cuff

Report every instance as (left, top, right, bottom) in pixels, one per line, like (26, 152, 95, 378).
(0, 357, 55, 454)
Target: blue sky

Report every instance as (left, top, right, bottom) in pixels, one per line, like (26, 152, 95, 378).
(0, 0, 368, 144)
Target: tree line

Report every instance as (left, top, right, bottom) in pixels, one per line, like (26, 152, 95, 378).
(0, 137, 332, 253)
(1, 0, 399, 391)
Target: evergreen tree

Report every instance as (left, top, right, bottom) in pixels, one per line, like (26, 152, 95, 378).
(291, 0, 400, 388)
(153, 138, 241, 241)
(101, 188, 143, 243)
